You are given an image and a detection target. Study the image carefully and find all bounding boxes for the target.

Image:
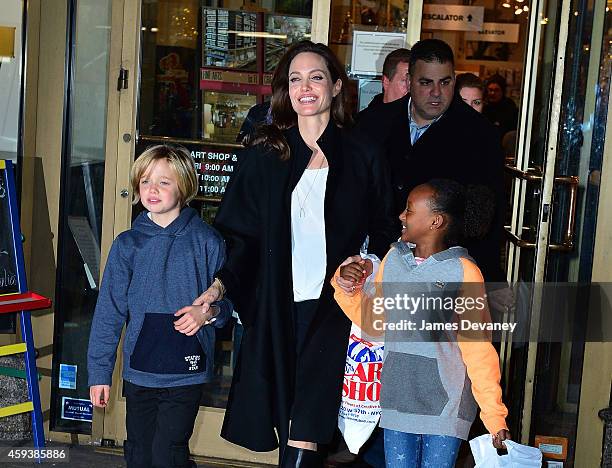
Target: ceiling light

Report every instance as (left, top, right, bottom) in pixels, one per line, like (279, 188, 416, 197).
(523, 6, 529, 11)
(515, 8, 523, 14)
(227, 30, 288, 39)
(502, 2, 511, 7)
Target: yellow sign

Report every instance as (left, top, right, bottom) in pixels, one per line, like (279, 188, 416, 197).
(0, 26, 16, 58)
(201, 68, 259, 85)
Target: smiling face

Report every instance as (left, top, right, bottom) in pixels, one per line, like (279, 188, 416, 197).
(459, 86, 484, 113)
(408, 60, 455, 126)
(398, 184, 439, 244)
(382, 61, 410, 103)
(288, 52, 342, 121)
(139, 158, 182, 227)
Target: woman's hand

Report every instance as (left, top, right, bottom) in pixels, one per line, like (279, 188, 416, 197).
(90, 385, 110, 408)
(174, 304, 220, 336)
(193, 279, 224, 306)
(492, 429, 511, 449)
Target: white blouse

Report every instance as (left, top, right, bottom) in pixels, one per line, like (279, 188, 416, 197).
(291, 166, 329, 302)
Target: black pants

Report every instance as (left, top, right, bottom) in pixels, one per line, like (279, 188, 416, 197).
(123, 380, 203, 468)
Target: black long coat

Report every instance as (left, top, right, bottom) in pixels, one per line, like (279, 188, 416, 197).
(215, 122, 396, 451)
(356, 94, 506, 282)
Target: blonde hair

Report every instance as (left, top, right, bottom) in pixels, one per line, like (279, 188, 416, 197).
(130, 145, 198, 206)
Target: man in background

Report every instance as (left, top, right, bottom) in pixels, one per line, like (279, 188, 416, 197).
(373, 38, 506, 282)
(483, 73, 519, 140)
(364, 47, 412, 108)
(355, 48, 411, 149)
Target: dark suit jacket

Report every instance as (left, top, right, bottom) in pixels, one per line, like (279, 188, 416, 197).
(356, 94, 506, 282)
(215, 121, 396, 451)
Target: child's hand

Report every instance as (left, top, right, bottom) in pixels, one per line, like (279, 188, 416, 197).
(492, 429, 511, 449)
(174, 304, 219, 336)
(340, 260, 366, 285)
(90, 385, 110, 408)
(340, 260, 372, 284)
(336, 256, 373, 295)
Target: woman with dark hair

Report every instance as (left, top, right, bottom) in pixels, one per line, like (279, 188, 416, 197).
(193, 41, 396, 466)
(455, 73, 485, 113)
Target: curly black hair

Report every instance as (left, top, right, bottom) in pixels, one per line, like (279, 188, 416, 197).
(426, 179, 495, 246)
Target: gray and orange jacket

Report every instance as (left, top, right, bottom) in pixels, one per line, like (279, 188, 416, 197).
(332, 243, 508, 440)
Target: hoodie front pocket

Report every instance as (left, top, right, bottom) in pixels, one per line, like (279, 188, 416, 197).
(380, 351, 448, 416)
(131, 313, 206, 374)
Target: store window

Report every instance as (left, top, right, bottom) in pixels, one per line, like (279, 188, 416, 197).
(327, 0, 410, 111)
(136, 0, 312, 408)
(422, 0, 528, 156)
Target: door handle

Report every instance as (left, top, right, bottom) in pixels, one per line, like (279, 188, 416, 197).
(504, 165, 579, 252)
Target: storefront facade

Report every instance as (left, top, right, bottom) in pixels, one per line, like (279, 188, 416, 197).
(2, 0, 610, 465)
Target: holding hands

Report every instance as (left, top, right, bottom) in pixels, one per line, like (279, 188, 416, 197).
(174, 278, 224, 335)
(336, 255, 373, 296)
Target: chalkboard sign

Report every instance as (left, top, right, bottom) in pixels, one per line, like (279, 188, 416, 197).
(0, 160, 21, 333)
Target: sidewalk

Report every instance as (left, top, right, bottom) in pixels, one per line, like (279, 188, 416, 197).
(0, 442, 273, 467)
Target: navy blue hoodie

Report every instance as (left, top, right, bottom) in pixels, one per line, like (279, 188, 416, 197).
(87, 207, 231, 388)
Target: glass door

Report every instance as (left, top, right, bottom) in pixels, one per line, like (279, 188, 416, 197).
(49, 0, 120, 433)
(503, 0, 611, 463)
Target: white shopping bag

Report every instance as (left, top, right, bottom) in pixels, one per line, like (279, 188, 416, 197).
(338, 324, 384, 454)
(470, 434, 543, 467)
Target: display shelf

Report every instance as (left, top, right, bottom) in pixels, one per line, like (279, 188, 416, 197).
(0, 292, 52, 315)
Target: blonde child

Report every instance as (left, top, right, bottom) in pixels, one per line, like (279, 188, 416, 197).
(87, 145, 231, 468)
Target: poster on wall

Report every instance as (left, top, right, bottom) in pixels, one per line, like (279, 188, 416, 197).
(351, 31, 406, 76)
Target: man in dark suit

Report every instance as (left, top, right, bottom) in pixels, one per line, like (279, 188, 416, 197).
(356, 38, 506, 282)
(363, 47, 412, 110)
(483, 73, 519, 141)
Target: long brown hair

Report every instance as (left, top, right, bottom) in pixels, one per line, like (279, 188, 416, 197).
(251, 41, 352, 160)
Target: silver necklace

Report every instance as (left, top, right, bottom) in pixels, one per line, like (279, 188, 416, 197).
(296, 154, 326, 218)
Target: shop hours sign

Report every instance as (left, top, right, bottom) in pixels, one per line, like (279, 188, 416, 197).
(190, 148, 238, 200)
(135, 137, 239, 203)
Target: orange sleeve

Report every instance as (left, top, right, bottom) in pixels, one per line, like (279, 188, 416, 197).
(457, 257, 508, 435)
(331, 252, 389, 337)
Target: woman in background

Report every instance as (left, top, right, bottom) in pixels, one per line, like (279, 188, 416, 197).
(456, 73, 485, 113)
